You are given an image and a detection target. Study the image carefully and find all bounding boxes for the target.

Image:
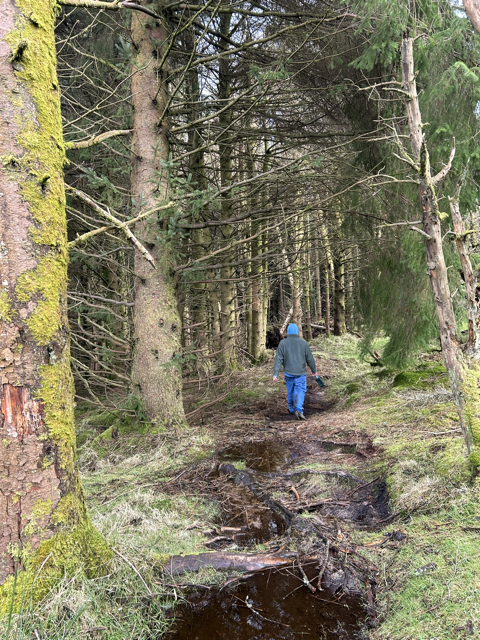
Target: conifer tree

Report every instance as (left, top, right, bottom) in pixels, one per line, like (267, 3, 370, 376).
(0, 0, 109, 606)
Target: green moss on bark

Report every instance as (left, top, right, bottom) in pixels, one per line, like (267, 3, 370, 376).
(0, 523, 112, 616)
(38, 355, 76, 454)
(0, 0, 110, 605)
(5, 1, 66, 251)
(0, 290, 14, 322)
(392, 363, 447, 389)
(16, 254, 66, 345)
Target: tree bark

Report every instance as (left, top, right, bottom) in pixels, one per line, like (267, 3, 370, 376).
(320, 223, 332, 337)
(401, 35, 480, 463)
(465, 0, 480, 36)
(315, 252, 322, 322)
(130, 11, 185, 425)
(292, 218, 303, 337)
(449, 187, 480, 354)
(217, 10, 237, 368)
(303, 215, 312, 341)
(0, 0, 108, 595)
(333, 251, 346, 336)
(325, 265, 331, 337)
(333, 214, 346, 336)
(188, 64, 209, 354)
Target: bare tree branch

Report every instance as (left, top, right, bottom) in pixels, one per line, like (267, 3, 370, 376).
(66, 129, 131, 149)
(67, 187, 157, 268)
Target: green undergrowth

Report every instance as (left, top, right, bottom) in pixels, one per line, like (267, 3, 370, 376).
(392, 361, 447, 389)
(2, 419, 219, 638)
(309, 333, 394, 406)
(221, 386, 263, 406)
(4, 333, 479, 638)
(363, 492, 480, 640)
(318, 338, 478, 639)
(184, 363, 278, 415)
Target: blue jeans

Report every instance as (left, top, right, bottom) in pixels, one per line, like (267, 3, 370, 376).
(284, 374, 307, 413)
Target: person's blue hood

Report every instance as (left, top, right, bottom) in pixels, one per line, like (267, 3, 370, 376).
(287, 323, 299, 335)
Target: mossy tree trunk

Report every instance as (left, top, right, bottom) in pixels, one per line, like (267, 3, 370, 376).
(333, 251, 346, 335)
(250, 220, 267, 362)
(292, 217, 303, 337)
(401, 35, 480, 465)
(0, 0, 109, 600)
(130, 11, 185, 425)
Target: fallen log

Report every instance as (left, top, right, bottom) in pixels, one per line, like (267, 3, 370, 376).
(163, 551, 295, 576)
(260, 469, 365, 485)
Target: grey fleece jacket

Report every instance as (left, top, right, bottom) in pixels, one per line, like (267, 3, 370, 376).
(273, 335, 317, 377)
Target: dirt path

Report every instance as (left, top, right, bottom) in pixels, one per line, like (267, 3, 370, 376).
(163, 376, 389, 638)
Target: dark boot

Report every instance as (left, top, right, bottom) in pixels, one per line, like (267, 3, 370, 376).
(295, 410, 306, 421)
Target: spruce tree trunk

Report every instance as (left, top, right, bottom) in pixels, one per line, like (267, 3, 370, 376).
(325, 265, 331, 337)
(449, 192, 480, 354)
(279, 276, 285, 319)
(208, 272, 221, 353)
(188, 67, 208, 353)
(303, 215, 312, 340)
(321, 224, 333, 337)
(304, 265, 312, 340)
(251, 222, 267, 362)
(130, 12, 184, 425)
(401, 35, 480, 463)
(292, 269, 303, 337)
(333, 213, 346, 336)
(259, 149, 270, 353)
(245, 239, 253, 358)
(333, 251, 346, 336)
(217, 11, 237, 368)
(0, 0, 108, 597)
(315, 259, 322, 322)
(292, 218, 303, 337)
(251, 234, 264, 361)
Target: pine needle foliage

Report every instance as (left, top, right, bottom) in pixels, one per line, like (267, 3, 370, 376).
(350, 0, 480, 364)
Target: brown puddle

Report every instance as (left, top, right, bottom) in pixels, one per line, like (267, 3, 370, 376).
(319, 440, 357, 454)
(166, 561, 367, 640)
(218, 439, 291, 471)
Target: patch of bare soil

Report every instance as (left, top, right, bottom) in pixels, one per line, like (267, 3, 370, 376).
(252, 378, 335, 421)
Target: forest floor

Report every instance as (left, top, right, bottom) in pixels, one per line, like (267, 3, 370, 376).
(5, 334, 480, 640)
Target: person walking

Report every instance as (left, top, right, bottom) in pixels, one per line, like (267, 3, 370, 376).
(273, 323, 317, 420)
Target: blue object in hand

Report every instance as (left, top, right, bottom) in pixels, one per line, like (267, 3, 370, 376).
(314, 375, 325, 388)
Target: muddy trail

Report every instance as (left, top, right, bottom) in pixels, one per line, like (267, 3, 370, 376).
(163, 376, 396, 638)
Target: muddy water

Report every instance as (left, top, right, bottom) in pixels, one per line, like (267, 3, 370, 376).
(167, 563, 366, 640)
(218, 440, 291, 471)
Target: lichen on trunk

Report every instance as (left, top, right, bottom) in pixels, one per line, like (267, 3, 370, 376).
(0, 0, 110, 608)
(400, 35, 480, 468)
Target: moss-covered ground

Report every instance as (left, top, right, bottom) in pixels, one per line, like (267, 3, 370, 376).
(3, 333, 479, 639)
